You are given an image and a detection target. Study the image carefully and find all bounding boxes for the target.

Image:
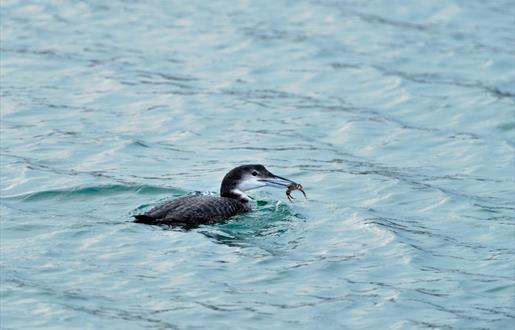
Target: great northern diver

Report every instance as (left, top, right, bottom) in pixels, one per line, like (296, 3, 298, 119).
(134, 164, 296, 227)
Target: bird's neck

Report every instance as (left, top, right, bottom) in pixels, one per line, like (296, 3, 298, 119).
(221, 188, 250, 203)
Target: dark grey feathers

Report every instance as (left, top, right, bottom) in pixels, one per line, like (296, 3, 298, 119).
(134, 195, 250, 226)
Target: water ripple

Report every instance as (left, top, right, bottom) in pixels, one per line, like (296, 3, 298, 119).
(1, 0, 513, 329)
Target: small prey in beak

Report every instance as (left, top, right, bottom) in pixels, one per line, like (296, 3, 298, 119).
(286, 183, 307, 202)
(258, 173, 307, 202)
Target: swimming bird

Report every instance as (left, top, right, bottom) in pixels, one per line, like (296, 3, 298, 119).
(133, 164, 296, 227)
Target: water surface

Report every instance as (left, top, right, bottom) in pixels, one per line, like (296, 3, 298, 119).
(1, 0, 514, 329)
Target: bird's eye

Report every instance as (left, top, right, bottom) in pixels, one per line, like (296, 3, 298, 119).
(252, 171, 258, 176)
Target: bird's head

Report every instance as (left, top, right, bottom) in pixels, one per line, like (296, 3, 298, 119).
(220, 164, 295, 201)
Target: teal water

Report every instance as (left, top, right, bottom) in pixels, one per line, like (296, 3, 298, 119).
(1, 0, 514, 329)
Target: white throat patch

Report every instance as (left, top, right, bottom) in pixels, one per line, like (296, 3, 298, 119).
(230, 189, 251, 202)
(237, 175, 267, 192)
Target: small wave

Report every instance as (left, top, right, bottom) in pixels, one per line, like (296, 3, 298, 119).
(195, 200, 305, 252)
(2, 184, 183, 202)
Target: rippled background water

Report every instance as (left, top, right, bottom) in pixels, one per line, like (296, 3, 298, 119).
(1, 0, 514, 329)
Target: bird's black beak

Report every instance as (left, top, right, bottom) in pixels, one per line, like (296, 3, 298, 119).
(258, 173, 295, 188)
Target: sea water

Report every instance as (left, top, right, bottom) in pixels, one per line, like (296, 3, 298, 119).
(1, 0, 514, 329)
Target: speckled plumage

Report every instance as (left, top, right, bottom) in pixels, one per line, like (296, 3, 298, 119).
(134, 195, 250, 226)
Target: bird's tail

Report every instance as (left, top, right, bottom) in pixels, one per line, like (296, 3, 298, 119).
(133, 214, 156, 224)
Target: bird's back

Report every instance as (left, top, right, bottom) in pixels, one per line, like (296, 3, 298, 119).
(134, 195, 250, 226)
